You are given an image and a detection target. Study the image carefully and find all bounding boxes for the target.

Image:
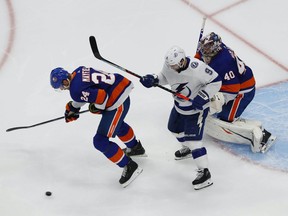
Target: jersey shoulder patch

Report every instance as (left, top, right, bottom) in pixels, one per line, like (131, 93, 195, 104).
(190, 61, 199, 68)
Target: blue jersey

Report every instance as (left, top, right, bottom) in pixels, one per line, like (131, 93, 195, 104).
(69, 66, 133, 110)
(200, 43, 255, 102)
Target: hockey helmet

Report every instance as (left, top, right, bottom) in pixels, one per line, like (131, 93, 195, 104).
(199, 32, 222, 57)
(50, 67, 69, 89)
(165, 46, 186, 71)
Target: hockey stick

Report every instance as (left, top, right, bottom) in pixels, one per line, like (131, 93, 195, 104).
(198, 17, 207, 44)
(89, 36, 193, 102)
(195, 16, 207, 54)
(6, 110, 89, 132)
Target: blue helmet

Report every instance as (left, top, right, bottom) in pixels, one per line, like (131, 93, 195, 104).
(50, 67, 69, 89)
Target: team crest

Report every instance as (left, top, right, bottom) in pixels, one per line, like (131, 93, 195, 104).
(52, 77, 58, 83)
(172, 82, 192, 100)
(191, 61, 199, 68)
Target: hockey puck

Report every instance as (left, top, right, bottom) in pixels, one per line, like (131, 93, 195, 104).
(45, 191, 52, 196)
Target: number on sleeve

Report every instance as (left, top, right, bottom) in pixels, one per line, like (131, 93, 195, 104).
(224, 71, 235, 80)
(235, 56, 246, 74)
(228, 48, 246, 74)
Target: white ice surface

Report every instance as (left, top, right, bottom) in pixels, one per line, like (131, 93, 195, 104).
(1, 1, 288, 216)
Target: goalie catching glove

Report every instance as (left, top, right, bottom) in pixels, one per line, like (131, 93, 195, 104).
(209, 92, 225, 114)
(65, 101, 80, 123)
(89, 103, 103, 114)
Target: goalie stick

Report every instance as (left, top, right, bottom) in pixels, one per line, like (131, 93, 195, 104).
(197, 16, 207, 50)
(6, 110, 89, 132)
(89, 36, 193, 103)
(194, 16, 207, 59)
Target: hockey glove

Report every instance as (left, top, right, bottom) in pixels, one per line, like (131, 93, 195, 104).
(65, 101, 80, 122)
(191, 90, 210, 110)
(89, 103, 103, 114)
(140, 74, 159, 88)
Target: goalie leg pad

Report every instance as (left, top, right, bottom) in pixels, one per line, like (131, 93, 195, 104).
(205, 116, 254, 145)
(205, 116, 268, 153)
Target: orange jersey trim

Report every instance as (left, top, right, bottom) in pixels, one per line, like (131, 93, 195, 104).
(71, 71, 77, 80)
(240, 76, 255, 90)
(220, 83, 240, 93)
(194, 52, 201, 60)
(106, 78, 131, 108)
(95, 89, 107, 104)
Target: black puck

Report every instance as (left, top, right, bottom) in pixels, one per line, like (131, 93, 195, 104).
(45, 191, 52, 196)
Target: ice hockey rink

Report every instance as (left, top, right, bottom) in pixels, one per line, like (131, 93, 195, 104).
(1, 0, 288, 215)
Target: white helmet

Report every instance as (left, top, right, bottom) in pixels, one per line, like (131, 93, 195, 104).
(165, 46, 186, 69)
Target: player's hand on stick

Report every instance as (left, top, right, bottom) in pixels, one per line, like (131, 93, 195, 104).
(89, 103, 103, 114)
(192, 90, 210, 110)
(65, 101, 80, 122)
(140, 74, 159, 88)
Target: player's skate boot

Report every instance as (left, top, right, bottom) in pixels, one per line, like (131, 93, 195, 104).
(260, 129, 276, 153)
(119, 159, 143, 188)
(123, 140, 147, 157)
(174, 146, 192, 160)
(192, 168, 213, 190)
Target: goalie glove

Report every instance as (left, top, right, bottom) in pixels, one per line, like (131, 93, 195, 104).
(65, 101, 80, 123)
(89, 103, 103, 114)
(191, 90, 209, 110)
(210, 92, 225, 114)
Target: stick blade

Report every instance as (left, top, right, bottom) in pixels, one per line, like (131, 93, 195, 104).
(6, 126, 29, 132)
(89, 36, 103, 60)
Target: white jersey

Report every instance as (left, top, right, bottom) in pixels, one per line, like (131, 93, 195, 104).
(158, 57, 221, 115)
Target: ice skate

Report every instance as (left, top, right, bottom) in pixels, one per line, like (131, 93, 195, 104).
(119, 159, 143, 188)
(192, 168, 213, 190)
(260, 129, 276, 153)
(123, 140, 147, 157)
(174, 146, 192, 160)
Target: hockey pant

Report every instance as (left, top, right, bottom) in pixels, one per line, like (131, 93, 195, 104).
(217, 88, 255, 122)
(93, 97, 137, 167)
(168, 107, 209, 169)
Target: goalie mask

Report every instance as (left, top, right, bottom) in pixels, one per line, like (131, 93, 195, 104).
(199, 32, 222, 58)
(165, 46, 186, 72)
(50, 67, 70, 90)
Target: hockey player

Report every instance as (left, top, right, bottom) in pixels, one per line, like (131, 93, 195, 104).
(175, 32, 276, 160)
(139, 46, 222, 190)
(50, 66, 146, 188)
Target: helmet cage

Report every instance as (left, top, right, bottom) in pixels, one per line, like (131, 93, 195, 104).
(200, 32, 222, 57)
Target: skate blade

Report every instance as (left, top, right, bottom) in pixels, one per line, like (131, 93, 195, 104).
(175, 154, 192, 160)
(261, 135, 277, 153)
(193, 179, 213, 190)
(121, 167, 143, 188)
(129, 153, 148, 158)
